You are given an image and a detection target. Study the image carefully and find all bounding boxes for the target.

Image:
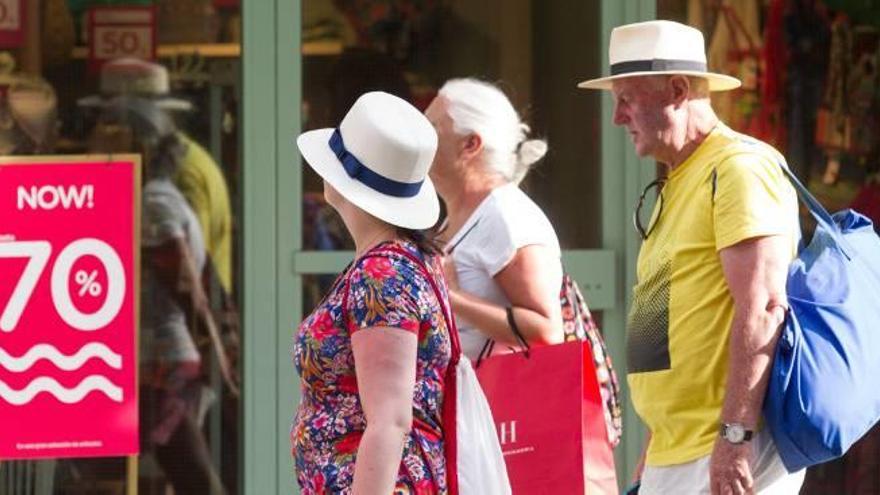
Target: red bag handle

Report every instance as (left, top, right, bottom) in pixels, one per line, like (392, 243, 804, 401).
(346, 243, 462, 495)
(379, 245, 461, 495)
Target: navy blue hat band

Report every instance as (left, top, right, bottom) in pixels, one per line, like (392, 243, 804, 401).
(328, 129, 424, 198)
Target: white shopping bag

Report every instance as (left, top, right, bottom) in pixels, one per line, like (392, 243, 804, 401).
(384, 245, 510, 495)
(455, 358, 511, 495)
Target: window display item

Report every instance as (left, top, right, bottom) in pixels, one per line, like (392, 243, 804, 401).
(77, 57, 193, 112)
(0, 69, 58, 154)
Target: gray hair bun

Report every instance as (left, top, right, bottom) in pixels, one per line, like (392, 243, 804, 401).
(512, 123, 548, 184)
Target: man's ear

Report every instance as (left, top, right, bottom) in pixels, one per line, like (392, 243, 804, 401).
(668, 76, 690, 108)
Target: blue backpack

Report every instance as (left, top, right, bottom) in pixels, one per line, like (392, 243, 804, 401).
(764, 164, 880, 472)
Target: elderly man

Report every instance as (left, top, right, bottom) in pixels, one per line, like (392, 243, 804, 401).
(580, 21, 805, 494)
(80, 58, 234, 295)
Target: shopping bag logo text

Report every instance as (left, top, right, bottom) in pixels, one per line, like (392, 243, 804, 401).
(498, 420, 518, 445)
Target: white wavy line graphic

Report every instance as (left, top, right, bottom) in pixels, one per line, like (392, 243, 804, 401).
(0, 343, 122, 372)
(0, 375, 123, 405)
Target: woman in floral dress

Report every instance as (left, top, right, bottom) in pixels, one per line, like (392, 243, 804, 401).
(292, 91, 451, 494)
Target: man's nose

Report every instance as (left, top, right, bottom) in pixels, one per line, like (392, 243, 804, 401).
(613, 105, 628, 126)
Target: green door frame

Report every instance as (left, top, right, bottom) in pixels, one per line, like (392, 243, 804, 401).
(601, 0, 658, 486)
(241, 0, 300, 493)
(241, 1, 657, 494)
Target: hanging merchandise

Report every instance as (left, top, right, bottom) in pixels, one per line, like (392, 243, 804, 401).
(815, 13, 853, 184)
(755, 0, 787, 149)
(687, 0, 718, 33)
(688, 0, 707, 32)
(845, 27, 880, 159)
(784, 0, 831, 184)
(708, 0, 762, 133)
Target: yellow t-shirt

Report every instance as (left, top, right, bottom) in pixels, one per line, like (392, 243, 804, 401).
(627, 124, 800, 466)
(174, 133, 233, 293)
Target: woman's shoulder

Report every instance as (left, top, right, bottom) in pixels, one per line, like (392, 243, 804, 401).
(350, 240, 438, 286)
(344, 240, 444, 317)
(484, 184, 550, 221)
(477, 184, 560, 246)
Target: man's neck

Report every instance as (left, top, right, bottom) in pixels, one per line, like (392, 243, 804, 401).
(662, 106, 719, 171)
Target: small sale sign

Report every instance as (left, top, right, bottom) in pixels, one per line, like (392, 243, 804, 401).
(0, 156, 140, 460)
(88, 5, 156, 73)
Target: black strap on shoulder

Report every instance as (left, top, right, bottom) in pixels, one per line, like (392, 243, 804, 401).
(445, 219, 481, 255)
(711, 168, 718, 203)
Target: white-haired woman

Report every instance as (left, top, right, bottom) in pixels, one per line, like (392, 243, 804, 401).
(425, 78, 564, 361)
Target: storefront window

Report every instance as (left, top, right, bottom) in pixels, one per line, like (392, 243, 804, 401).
(1, 1, 243, 493)
(658, 1, 880, 493)
(300, 0, 603, 313)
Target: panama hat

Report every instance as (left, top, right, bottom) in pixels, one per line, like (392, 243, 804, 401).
(77, 58, 193, 111)
(296, 91, 440, 230)
(578, 20, 741, 91)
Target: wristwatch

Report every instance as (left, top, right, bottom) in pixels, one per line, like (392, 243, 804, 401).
(719, 423, 754, 444)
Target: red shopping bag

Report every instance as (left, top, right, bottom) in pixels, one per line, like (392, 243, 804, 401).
(475, 341, 618, 494)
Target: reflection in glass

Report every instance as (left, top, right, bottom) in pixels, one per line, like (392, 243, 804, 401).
(302, 0, 601, 249)
(90, 96, 229, 495)
(0, 0, 243, 492)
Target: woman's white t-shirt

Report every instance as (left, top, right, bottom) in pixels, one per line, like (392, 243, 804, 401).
(447, 183, 563, 361)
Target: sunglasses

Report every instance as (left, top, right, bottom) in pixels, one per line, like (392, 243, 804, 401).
(633, 179, 666, 240)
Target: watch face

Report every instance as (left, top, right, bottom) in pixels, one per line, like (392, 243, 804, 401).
(726, 424, 745, 443)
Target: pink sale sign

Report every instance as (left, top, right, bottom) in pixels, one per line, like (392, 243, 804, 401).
(0, 157, 139, 459)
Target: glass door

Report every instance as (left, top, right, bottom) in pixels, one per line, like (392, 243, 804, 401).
(0, 0, 246, 493)
(291, 0, 648, 491)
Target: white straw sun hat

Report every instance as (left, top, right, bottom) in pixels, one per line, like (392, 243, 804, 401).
(296, 91, 440, 230)
(77, 58, 193, 112)
(578, 20, 741, 91)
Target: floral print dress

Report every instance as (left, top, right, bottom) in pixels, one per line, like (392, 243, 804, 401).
(292, 240, 452, 494)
